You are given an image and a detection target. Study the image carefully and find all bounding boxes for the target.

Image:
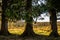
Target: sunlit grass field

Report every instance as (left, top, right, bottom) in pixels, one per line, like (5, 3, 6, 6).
(7, 21, 60, 36)
(0, 21, 60, 40)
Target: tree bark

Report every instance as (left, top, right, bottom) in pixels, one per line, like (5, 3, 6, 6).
(20, 0, 39, 37)
(21, 21, 35, 37)
(49, 8, 59, 37)
(20, 17, 40, 37)
(0, 0, 10, 35)
(0, 14, 9, 35)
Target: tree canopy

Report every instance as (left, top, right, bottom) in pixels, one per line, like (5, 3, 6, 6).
(46, 0, 60, 12)
(5, 0, 47, 22)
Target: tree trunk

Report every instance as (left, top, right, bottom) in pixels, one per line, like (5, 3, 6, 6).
(0, 0, 10, 35)
(0, 14, 9, 35)
(20, 0, 39, 37)
(20, 17, 39, 37)
(49, 8, 59, 37)
(21, 22, 35, 37)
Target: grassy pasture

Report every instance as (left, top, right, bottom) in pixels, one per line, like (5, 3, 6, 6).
(7, 21, 60, 36)
(0, 22, 60, 40)
(0, 19, 60, 36)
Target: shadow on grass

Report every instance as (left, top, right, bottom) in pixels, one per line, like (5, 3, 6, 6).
(0, 34, 60, 40)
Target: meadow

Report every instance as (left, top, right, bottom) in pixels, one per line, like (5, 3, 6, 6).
(7, 21, 60, 36)
(0, 20, 60, 40)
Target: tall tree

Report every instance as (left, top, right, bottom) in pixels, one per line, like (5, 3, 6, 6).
(20, 0, 38, 37)
(20, 0, 48, 37)
(46, 0, 60, 37)
(5, 0, 43, 37)
(3, 0, 47, 36)
(49, 8, 59, 37)
(0, 0, 10, 35)
(0, 0, 22, 35)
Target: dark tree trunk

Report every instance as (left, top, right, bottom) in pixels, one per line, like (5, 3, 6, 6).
(20, 0, 39, 37)
(20, 17, 39, 37)
(21, 22, 35, 37)
(0, 14, 9, 35)
(49, 8, 59, 37)
(0, 0, 10, 35)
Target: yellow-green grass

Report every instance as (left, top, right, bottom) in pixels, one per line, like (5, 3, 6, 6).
(8, 26, 60, 36)
(8, 26, 51, 35)
(33, 26, 51, 36)
(1, 21, 60, 36)
(8, 27, 25, 35)
(8, 22, 26, 35)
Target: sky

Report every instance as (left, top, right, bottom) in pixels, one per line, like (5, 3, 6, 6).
(33, 13, 50, 22)
(33, 13, 60, 22)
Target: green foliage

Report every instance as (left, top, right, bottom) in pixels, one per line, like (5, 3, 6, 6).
(46, 0, 60, 11)
(32, 4, 48, 18)
(5, 0, 26, 21)
(5, 0, 48, 22)
(32, 5, 41, 17)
